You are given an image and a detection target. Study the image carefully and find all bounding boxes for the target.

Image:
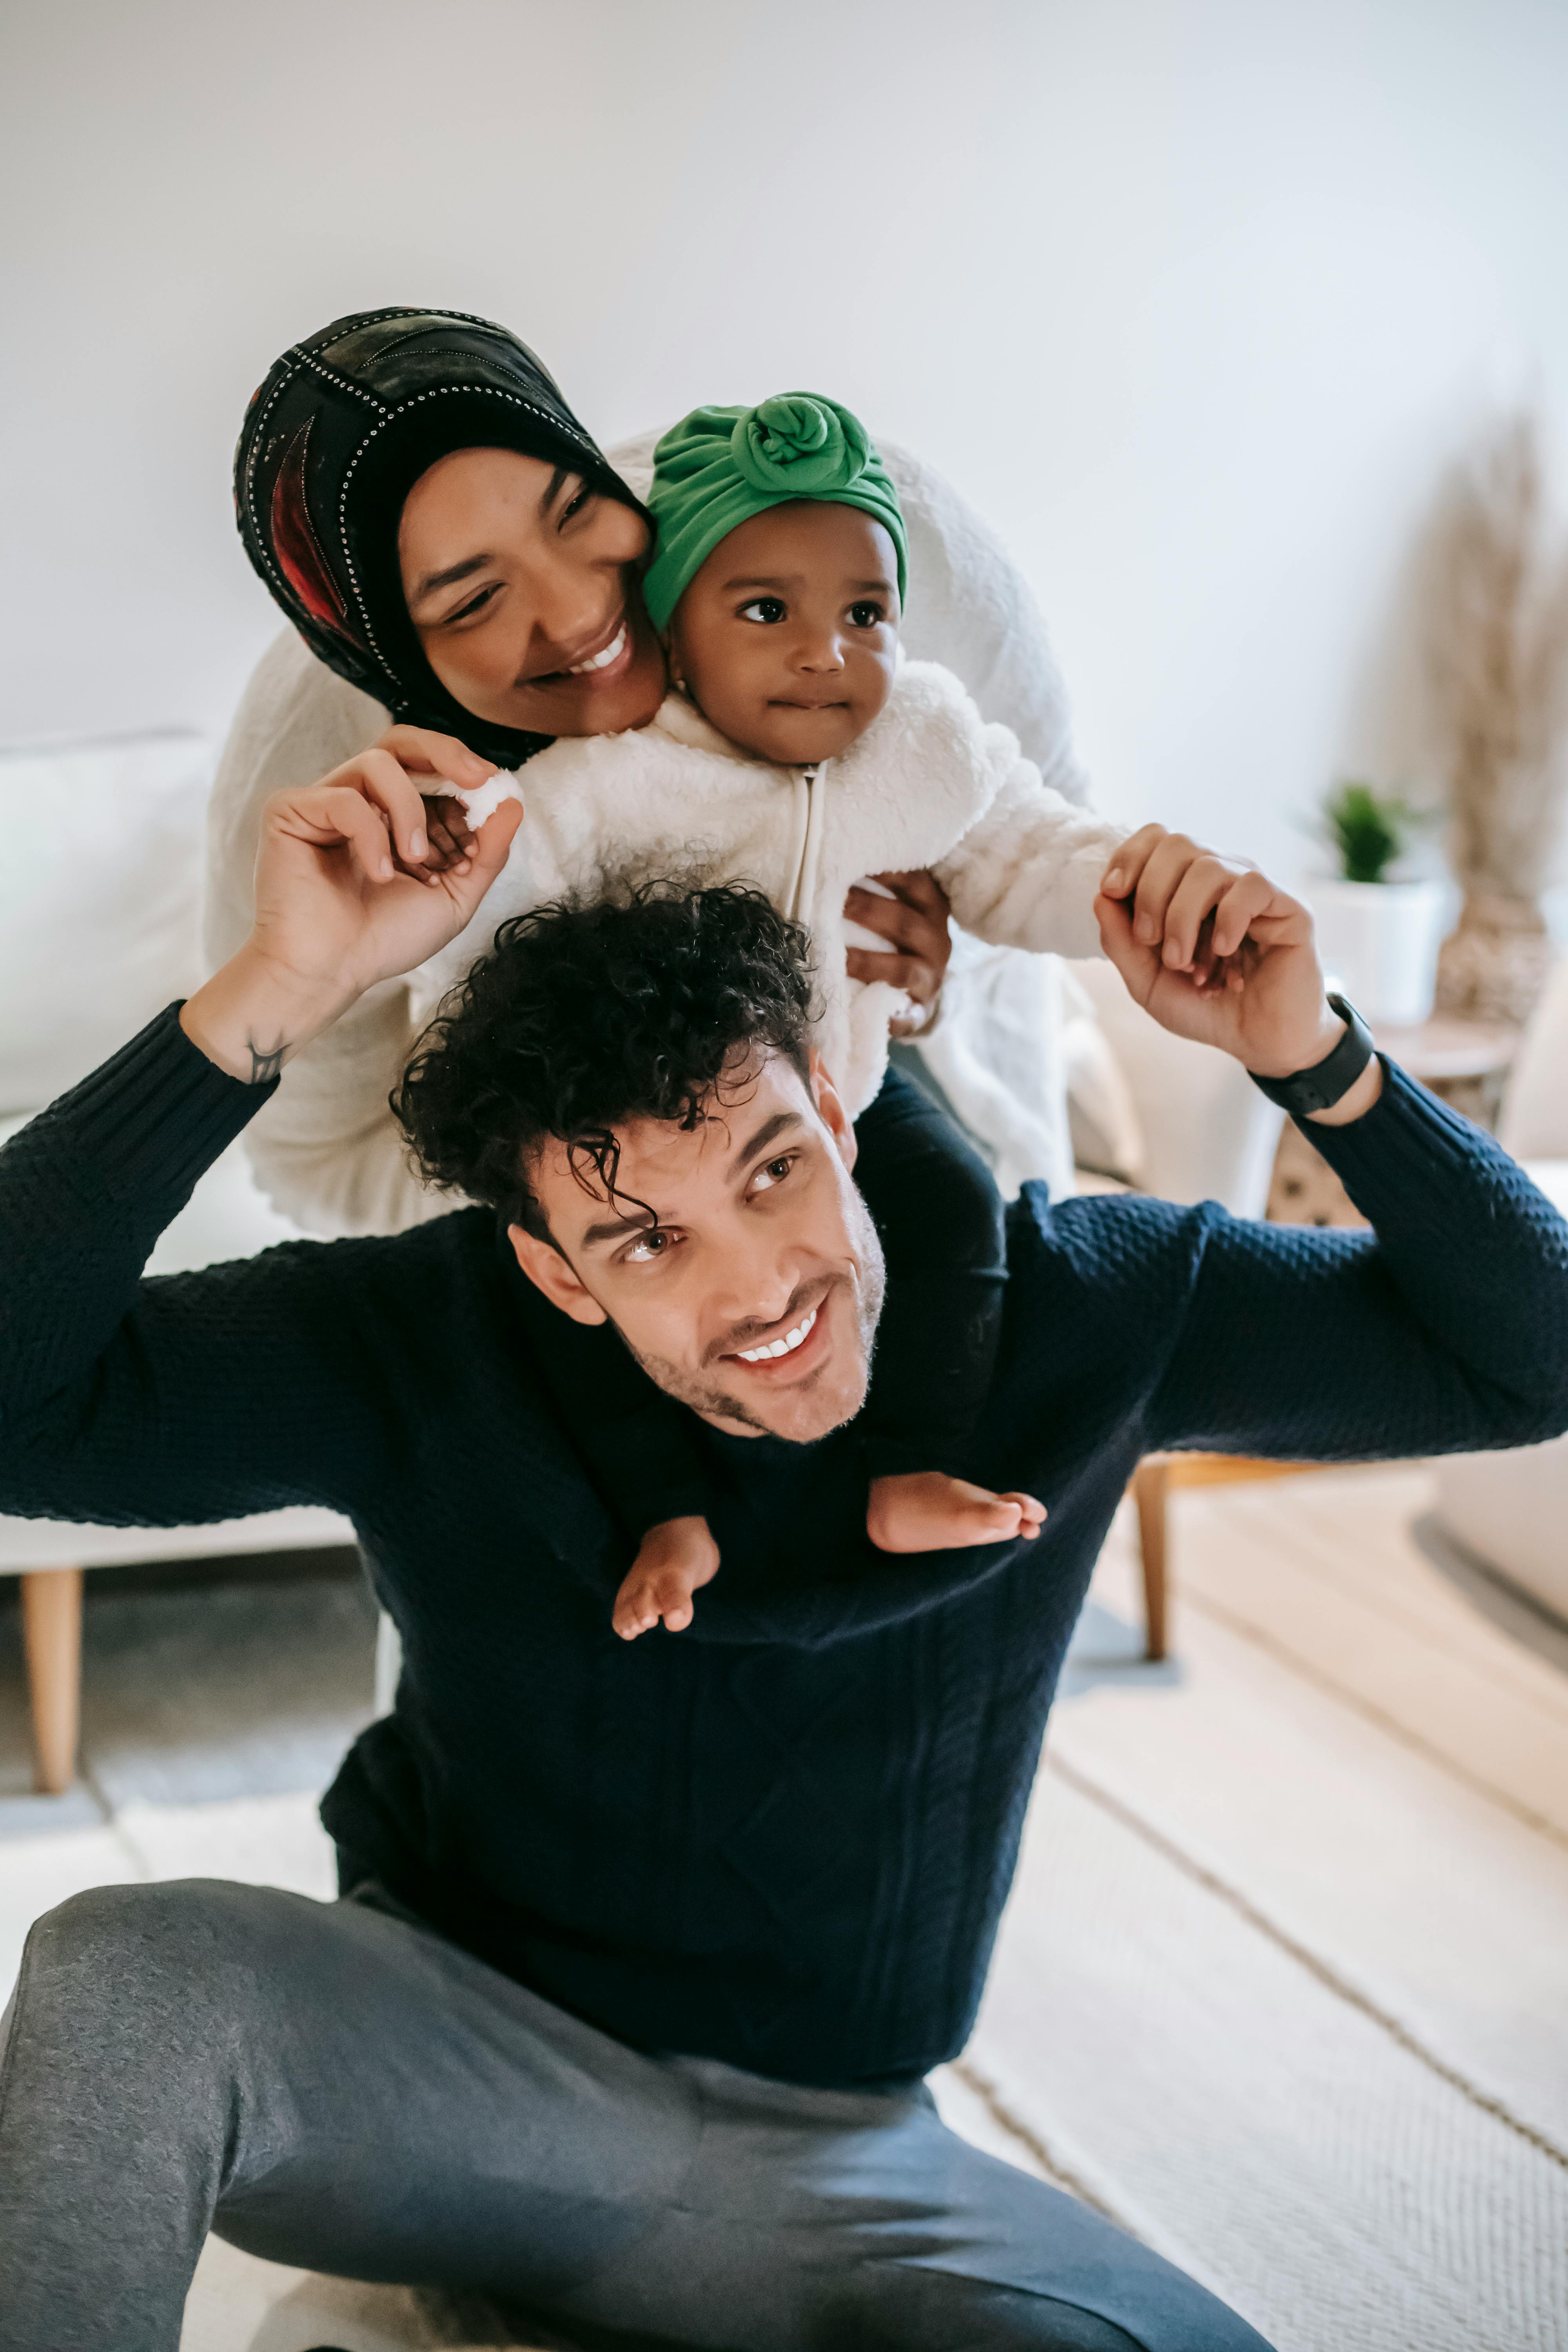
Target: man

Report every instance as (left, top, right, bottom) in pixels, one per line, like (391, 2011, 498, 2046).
(2, 758, 1564, 2352)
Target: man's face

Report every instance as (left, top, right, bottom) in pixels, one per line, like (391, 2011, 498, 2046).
(509, 1052, 885, 1443)
(667, 502, 900, 767)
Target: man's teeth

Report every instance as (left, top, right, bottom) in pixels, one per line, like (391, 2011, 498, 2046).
(736, 1307, 818, 1364)
(567, 622, 627, 675)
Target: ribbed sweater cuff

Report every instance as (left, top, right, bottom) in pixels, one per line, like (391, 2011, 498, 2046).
(1295, 1056, 1497, 1211)
(52, 1002, 278, 1200)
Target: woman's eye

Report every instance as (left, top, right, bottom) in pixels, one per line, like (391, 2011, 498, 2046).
(557, 483, 592, 529)
(848, 600, 884, 628)
(751, 1154, 796, 1194)
(441, 584, 499, 627)
(739, 597, 787, 624)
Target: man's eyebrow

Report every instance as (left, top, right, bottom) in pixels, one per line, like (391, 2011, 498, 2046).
(410, 552, 491, 610)
(729, 1109, 803, 1174)
(575, 1112, 804, 1245)
(577, 1207, 655, 1250)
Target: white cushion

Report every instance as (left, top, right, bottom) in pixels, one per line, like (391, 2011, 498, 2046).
(1059, 963, 1145, 1185)
(1065, 959, 1285, 1218)
(1428, 1155, 1568, 1620)
(1432, 1430, 1568, 1621)
(1500, 954, 1568, 1163)
(0, 728, 211, 1117)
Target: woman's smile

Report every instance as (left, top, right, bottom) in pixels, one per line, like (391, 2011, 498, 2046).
(532, 609, 633, 689)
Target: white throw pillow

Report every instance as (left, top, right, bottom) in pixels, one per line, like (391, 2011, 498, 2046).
(1058, 962, 1146, 1186)
(1500, 954, 1568, 1163)
(1064, 957, 1286, 1219)
(0, 728, 211, 1116)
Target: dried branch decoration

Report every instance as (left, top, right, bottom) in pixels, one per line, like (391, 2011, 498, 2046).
(1426, 414, 1568, 1021)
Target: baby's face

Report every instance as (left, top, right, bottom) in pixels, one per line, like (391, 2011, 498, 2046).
(668, 502, 900, 765)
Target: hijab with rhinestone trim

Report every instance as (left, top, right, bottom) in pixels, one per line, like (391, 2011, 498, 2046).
(234, 308, 646, 769)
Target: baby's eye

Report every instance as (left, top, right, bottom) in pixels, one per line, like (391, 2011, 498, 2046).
(750, 1154, 796, 1194)
(739, 597, 787, 624)
(848, 600, 885, 629)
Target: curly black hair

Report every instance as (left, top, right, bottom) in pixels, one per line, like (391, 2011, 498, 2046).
(393, 881, 817, 1238)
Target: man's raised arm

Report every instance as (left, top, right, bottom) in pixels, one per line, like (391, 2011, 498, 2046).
(0, 752, 521, 1530)
(1093, 828, 1568, 1462)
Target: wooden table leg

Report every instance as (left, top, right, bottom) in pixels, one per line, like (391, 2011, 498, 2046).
(1131, 1459, 1170, 1663)
(20, 1567, 83, 1794)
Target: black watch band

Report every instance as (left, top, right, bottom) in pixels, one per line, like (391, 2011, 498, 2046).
(1248, 993, 1376, 1117)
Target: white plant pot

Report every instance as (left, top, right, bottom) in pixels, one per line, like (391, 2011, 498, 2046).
(1308, 878, 1447, 1027)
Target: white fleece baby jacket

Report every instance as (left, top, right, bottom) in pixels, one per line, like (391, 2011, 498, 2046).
(413, 664, 1122, 1125)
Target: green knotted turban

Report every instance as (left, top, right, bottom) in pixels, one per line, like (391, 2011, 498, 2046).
(641, 391, 908, 631)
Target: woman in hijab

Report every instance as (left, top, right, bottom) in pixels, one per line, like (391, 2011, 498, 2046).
(209, 306, 1094, 1234)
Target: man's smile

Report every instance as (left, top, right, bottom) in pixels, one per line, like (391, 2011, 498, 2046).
(733, 1304, 817, 1363)
(718, 1285, 835, 1383)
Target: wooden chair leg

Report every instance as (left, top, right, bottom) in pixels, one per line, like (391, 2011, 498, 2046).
(20, 1567, 83, 1793)
(1131, 1459, 1170, 1662)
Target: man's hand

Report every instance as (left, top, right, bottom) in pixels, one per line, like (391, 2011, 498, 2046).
(843, 870, 953, 1037)
(1096, 826, 1383, 1125)
(181, 750, 523, 1083)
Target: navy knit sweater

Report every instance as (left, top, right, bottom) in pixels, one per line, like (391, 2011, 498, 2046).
(4, 1007, 1566, 2087)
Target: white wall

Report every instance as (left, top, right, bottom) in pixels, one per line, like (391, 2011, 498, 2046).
(4, 0, 1568, 888)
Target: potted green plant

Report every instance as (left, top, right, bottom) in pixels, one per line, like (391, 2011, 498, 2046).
(1309, 781, 1446, 1026)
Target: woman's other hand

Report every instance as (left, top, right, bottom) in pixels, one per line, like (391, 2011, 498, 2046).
(843, 870, 953, 1038)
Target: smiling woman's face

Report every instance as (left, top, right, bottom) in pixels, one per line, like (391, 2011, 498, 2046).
(398, 446, 668, 737)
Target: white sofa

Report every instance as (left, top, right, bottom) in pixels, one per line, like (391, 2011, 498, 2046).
(0, 730, 353, 1792)
(1430, 952, 1568, 1622)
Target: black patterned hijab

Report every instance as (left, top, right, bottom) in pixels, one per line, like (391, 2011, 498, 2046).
(234, 307, 645, 768)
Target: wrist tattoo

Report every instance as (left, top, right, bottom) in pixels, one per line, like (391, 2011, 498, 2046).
(246, 1036, 290, 1085)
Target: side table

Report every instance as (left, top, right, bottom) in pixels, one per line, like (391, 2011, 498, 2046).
(1265, 1014, 1520, 1228)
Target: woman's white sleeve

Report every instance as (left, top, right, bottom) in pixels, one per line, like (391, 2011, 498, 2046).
(203, 630, 450, 1236)
(934, 748, 1127, 961)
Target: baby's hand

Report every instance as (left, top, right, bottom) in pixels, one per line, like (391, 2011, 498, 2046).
(369, 725, 513, 884)
(1098, 825, 1255, 990)
(420, 794, 476, 877)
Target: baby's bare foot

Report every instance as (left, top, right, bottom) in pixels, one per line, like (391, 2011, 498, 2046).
(867, 1472, 1046, 1554)
(612, 1515, 721, 1640)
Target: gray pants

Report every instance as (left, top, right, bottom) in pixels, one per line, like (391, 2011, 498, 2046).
(0, 1879, 1272, 2352)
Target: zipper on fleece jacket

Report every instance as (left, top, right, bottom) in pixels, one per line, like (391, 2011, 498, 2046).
(787, 762, 828, 924)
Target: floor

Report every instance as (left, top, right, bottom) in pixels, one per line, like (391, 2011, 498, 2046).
(2, 1470, 1565, 2351)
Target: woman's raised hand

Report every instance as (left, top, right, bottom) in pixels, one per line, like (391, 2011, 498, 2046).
(181, 746, 522, 1084)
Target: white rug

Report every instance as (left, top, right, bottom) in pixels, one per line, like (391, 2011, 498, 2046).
(5, 1470, 1562, 2350)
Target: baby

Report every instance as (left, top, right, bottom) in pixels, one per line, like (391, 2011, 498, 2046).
(423, 392, 1125, 1639)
